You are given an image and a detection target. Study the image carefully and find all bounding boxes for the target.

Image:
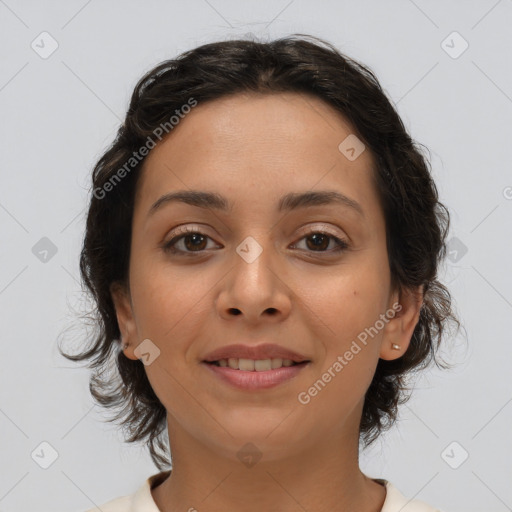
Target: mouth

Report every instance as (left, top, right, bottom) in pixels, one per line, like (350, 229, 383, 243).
(201, 343, 311, 389)
(202, 357, 311, 390)
(205, 358, 307, 371)
(202, 343, 310, 366)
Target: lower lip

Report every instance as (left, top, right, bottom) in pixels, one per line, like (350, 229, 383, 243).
(203, 362, 309, 390)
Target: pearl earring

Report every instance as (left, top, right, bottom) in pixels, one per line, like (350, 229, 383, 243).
(391, 343, 401, 350)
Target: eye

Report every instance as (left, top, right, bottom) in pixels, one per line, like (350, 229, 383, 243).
(291, 230, 349, 254)
(162, 226, 349, 257)
(162, 226, 219, 256)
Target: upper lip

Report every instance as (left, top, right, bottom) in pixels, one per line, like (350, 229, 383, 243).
(203, 343, 310, 363)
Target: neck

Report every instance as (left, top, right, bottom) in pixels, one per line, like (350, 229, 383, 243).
(151, 416, 386, 512)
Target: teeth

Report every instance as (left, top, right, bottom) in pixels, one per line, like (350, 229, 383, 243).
(255, 359, 271, 371)
(214, 358, 297, 370)
(239, 358, 255, 371)
(271, 358, 283, 369)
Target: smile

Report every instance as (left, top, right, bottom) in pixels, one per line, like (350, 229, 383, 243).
(208, 358, 300, 371)
(203, 359, 310, 390)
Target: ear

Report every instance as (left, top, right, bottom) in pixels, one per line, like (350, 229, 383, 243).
(110, 281, 139, 361)
(379, 285, 424, 361)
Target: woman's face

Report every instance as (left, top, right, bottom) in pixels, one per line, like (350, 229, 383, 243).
(112, 92, 420, 462)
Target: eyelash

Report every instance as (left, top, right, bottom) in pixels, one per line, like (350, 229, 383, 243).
(162, 226, 349, 257)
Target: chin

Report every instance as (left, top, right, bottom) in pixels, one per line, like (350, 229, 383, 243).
(209, 414, 308, 458)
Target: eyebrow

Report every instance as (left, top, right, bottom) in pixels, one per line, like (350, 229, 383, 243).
(147, 189, 365, 218)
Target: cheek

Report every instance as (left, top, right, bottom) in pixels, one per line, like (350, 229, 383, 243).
(295, 333, 379, 440)
(300, 277, 383, 420)
(132, 257, 211, 333)
(306, 264, 388, 343)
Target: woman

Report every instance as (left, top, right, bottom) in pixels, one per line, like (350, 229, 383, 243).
(62, 34, 460, 511)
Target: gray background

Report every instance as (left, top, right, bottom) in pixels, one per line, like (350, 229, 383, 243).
(1, 1, 511, 511)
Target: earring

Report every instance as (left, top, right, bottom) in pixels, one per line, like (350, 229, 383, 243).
(391, 343, 401, 350)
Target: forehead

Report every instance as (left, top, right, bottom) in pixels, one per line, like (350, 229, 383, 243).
(135, 92, 380, 220)
(144, 91, 362, 159)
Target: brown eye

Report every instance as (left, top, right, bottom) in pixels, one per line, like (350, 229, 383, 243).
(305, 233, 330, 251)
(292, 231, 349, 254)
(163, 227, 218, 255)
(181, 233, 208, 251)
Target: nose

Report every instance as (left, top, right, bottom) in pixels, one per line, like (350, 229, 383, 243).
(216, 237, 292, 325)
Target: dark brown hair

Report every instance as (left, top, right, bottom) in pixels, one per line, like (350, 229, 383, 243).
(59, 34, 462, 470)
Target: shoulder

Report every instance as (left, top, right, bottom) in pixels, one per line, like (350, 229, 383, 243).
(379, 480, 445, 512)
(81, 494, 132, 512)
(79, 470, 170, 512)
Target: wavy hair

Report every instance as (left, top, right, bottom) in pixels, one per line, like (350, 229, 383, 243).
(59, 34, 463, 470)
